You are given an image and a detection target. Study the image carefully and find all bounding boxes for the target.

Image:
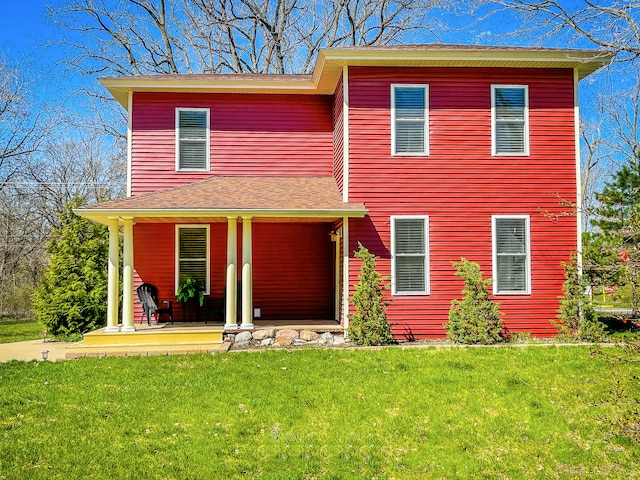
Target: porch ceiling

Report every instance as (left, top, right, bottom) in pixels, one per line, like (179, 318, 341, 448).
(75, 175, 366, 224)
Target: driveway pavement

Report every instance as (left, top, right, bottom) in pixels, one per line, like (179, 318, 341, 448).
(0, 339, 71, 362)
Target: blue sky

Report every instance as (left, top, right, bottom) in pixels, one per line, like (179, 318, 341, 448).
(0, 1, 88, 110)
(0, 2, 53, 58)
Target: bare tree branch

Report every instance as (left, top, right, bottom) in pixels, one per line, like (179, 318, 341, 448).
(487, 1, 640, 59)
(51, 0, 452, 75)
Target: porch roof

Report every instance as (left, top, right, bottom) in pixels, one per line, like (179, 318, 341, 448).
(75, 175, 367, 223)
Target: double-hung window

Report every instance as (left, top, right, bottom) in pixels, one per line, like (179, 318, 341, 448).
(176, 108, 210, 171)
(391, 85, 429, 155)
(492, 215, 531, 294)
(391, 216, 429, 295)
(492, 85, 528, 155)
(175, 225, 210, 295)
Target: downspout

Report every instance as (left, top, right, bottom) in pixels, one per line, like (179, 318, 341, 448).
(127, 91, 133, 197)
(342, 65, 350, 335)
(574, 67, 583, 274)
(342, 65, 349, 203)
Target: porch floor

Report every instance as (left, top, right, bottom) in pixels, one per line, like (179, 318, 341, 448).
(65, 320, 343, 359)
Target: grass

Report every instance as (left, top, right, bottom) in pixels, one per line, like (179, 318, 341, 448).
(0, 346, 639, 479)
(0, 315, 44, 344)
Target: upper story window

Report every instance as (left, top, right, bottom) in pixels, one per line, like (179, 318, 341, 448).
(492, 215, 531, 295)
(391, 216, 430, 295)
(176, 108, 210, 171)
(391, 85, 429, 156)
(175, 225, 210, 295)
(491, 85, 529, 156)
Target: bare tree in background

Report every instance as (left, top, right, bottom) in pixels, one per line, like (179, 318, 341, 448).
(0, 64, 125, 315)
(51, 0, 450, 76)
(486, 1, 640, 59)
(0, 59, 43, 187)
(0, 126, 126, 315)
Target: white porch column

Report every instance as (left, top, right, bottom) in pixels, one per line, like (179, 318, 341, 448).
(105, 217, 120, 332)
(333, 228, 341, 321)
(240, 216, 254, 329)
(224, 217, 238, 330)
(121, 217, 135, 332)
(342, 217, 350, 334)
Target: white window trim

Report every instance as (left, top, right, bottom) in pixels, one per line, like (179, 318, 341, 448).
(492, 215, 531, 295)
(491, 85, 529, 156)
(175, 224, 211, 296)
(391, 84, 429, 156)
(175, 107, 211, 172)
(391, 215, 430, 295)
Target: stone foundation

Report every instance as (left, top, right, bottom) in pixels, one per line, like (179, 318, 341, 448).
(225, 328, 346, 349)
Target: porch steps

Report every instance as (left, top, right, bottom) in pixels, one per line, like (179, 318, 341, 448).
(65, 326, 227, 359)
(82, 326, 224, 346)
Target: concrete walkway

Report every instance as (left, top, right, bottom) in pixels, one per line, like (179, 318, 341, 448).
(0, 339, 72, 363)
(0, 338, 230, 362)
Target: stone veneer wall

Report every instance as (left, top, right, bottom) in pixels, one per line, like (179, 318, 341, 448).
(225, 328, 346, 348)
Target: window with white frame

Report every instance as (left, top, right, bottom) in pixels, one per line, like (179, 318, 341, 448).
(391, 85, 429, 155)
(175, 225, 210, 295)
(391, 216, 429, 295)
(176, 108, 210, 171)
(492, 85, 528, 155)
(492, 216, 530, 294)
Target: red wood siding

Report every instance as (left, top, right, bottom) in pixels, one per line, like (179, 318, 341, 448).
(131, 92, 334, 195)
(253, 223, 334, 320)
(132, 222, 334, 322)
(333, 74, 344, 194)
(133, 222, 227, 322)
(347, 66, 577, 338)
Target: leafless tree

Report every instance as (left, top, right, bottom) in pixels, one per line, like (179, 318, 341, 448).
(0, 105, 126, 315)
(0, 59, 43, 188)
(485, 1, 640, 59)
(51, 0, 450, 76)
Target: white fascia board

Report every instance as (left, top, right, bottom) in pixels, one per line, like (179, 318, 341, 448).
(74, 208, 368, 224)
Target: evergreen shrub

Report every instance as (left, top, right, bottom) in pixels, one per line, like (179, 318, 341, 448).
(445, 258, 503, 344)
(348, 243, 393, 346)
(553, 253, 607, 342)
(32, 198, 109, 337)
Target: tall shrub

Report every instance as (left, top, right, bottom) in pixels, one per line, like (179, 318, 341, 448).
(445, 258, 503, 344)
(553, 253, 607, 342)
(32, 198, 109, 337)
(348, 243, 393, 346)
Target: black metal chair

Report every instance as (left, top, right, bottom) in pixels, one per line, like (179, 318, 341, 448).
(136, 283, 173, 325)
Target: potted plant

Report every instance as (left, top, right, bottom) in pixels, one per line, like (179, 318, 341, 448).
(177, 278, 205, 306)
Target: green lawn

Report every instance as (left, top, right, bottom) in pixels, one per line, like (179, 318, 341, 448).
(0, 315, 44, 344)
(0, 347, 638, 479)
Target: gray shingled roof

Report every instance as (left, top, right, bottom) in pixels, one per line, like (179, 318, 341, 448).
(80, 175, 365, 215)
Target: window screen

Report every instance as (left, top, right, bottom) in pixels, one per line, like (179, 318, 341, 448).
(177, 109, 209, 170)
(177, 226, 208, 291)
(494, 217, 529, 293)
(393, 86, 428, 155)
(493, 86, 527, 155)
(393, 217, 429, 294)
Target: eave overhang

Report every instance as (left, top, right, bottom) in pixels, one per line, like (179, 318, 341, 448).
(101, 44, 614, 107)
(75, 208, 367, 225)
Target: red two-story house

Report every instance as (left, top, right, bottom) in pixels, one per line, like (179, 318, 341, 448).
(77, 45, 611, 340)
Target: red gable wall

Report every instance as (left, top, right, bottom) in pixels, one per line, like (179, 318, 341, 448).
(346, 66, 577, 337)
(131, 92, 334, 195)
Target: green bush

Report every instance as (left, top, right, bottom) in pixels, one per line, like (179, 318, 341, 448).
(445, 258, 503, 344)
(32, 198, 109, 337)
(348, 243, 393, 346)
(553, 253, 607, 342)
